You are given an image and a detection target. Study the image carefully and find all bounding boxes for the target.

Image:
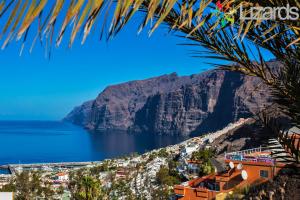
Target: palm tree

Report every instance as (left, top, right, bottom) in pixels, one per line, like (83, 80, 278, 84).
(71, 175, 101, 200)
(0, 0, 299, 156)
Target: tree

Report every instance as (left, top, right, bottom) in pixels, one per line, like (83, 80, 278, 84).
(110, 179, 134, 199)
(41, 182, 55, 200)
(191, 149, 214, 162)
(69, 173, 102, 200)
(157, 148, 169, 158)
(190, 149, 214, 175)
(57, 185, 65, 195)
(199, 161, 214, 176)
(14, 171, 32, 200)
(81, 176, 101, 200)
(0, 181, 15, 192)
(0, 171, 56, 200)
(151, 186, 172, 200)
(90, 162, 109, 175)
(156, 166, 180, 186)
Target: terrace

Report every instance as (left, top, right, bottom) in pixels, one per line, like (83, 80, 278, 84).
(174, 141, 296, 200)
(174, 169, 246, 199)
(225, 146, 275, 165)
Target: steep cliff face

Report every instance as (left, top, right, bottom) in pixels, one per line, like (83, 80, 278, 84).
(65, 100, 94, 126)
(130, 71, 270, 135)
(64, 68, 271, 136)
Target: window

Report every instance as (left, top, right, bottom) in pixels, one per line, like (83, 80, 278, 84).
(260, 170, 269, 178)
(214, 183, 220, 192)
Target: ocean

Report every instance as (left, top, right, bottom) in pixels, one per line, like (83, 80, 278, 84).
(0, 121, 185, 165)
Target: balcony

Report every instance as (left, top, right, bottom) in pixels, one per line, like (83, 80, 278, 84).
(225, 147, 275, 164)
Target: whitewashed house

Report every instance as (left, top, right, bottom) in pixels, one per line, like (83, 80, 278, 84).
(56, 172, 69, 182)
(180, 145, 198, 157)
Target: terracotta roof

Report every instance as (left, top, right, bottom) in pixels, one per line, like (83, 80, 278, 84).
(56, 172, 67, 176)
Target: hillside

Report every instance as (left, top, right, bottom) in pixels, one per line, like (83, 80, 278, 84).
(64, 63, 277, 136)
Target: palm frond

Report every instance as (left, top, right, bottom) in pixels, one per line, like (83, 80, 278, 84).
(0, 0, 299, 126)
(0, 0, 299, 49)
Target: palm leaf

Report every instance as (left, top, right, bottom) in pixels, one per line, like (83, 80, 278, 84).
(0, 0, 298, 48)
(1, 0, 21, 37)
(17, 0, 48, 40)
(44, 0, 65, 35)
(2, 0, 29, 49)
(70, 0, 93, 46)
(0, 0, 299, 128)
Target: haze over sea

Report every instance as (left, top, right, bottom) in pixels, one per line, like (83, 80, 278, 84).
(0, 121, 185, 165)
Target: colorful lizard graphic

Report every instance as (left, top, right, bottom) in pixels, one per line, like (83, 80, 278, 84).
(211, 0, 235, 27)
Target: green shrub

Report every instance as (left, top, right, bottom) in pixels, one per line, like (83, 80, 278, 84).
(191, 149, 214, 162)
(157, 149, 169, 157)
(156, 166, 180, 186)
(199, 161, 214, 176)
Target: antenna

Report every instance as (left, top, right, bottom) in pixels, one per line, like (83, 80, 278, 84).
(237, 163, 243, 170)
(229, 161, 234, 169)
(241, 170, 248, 180)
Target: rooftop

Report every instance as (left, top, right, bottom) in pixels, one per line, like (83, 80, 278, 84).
(56, 172, 68, 176)
(225, 147, 274, 165)
(225, 138, 296, 164)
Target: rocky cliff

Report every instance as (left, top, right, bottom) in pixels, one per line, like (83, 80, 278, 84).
(64, 66, 272, 136)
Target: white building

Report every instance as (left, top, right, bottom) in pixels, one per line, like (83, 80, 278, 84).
(0, 192, 13, 200)
(180, 145, 198, 157)
(56, 172, 69, 182)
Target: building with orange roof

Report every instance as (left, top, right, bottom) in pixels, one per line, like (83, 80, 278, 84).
(55, 172, 69, 182)
(174, 143, 296, 200)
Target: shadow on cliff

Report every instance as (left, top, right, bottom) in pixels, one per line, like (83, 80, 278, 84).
(190, 71, 252, 137)
(212, 121, 276, 155)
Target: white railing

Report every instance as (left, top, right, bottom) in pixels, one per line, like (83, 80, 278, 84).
(225, 146, 263, 156)
(225, 146, 275, 164)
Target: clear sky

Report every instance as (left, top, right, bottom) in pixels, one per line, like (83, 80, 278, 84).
(0, 2, 275, 121)
(0, 16, 219, 120)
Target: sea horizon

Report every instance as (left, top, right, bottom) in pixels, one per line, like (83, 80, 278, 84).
(0, 120, 186, 166)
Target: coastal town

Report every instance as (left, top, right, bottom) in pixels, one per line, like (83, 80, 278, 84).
(0, 118, 299, 199)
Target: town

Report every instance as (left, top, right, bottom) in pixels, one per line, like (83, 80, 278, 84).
(0, 118, 299, 199)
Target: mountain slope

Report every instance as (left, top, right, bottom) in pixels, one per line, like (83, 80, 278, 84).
(64, 66, 272, 136)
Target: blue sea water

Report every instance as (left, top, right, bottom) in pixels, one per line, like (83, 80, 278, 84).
(0, 121, 186, 165)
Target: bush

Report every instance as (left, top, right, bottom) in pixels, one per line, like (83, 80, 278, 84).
(190, 150, 215, 176)
(157, 149, 169, 157)
(0, 182, 15, 192)
(168, 160, 178, 170)
(90, 162, 109, 174)
(199, 161, 214, 176)
(191, 149, 214, 162)
(156, 166, 180, 186)
(148, 152, 157, 161)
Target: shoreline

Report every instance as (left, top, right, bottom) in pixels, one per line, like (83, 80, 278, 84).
(1, 118, 251, 176)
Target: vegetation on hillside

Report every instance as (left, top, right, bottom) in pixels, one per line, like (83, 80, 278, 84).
(191, 149, 214, 163)
(69, 171, 102, 200)
(155, 159, 184, 199)
(191, 149, 215, 175)
(0, 171, 56, 199)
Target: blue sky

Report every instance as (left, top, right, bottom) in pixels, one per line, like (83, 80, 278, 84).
(0, 2, 275, 120)
(0, 16, 217, 120)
